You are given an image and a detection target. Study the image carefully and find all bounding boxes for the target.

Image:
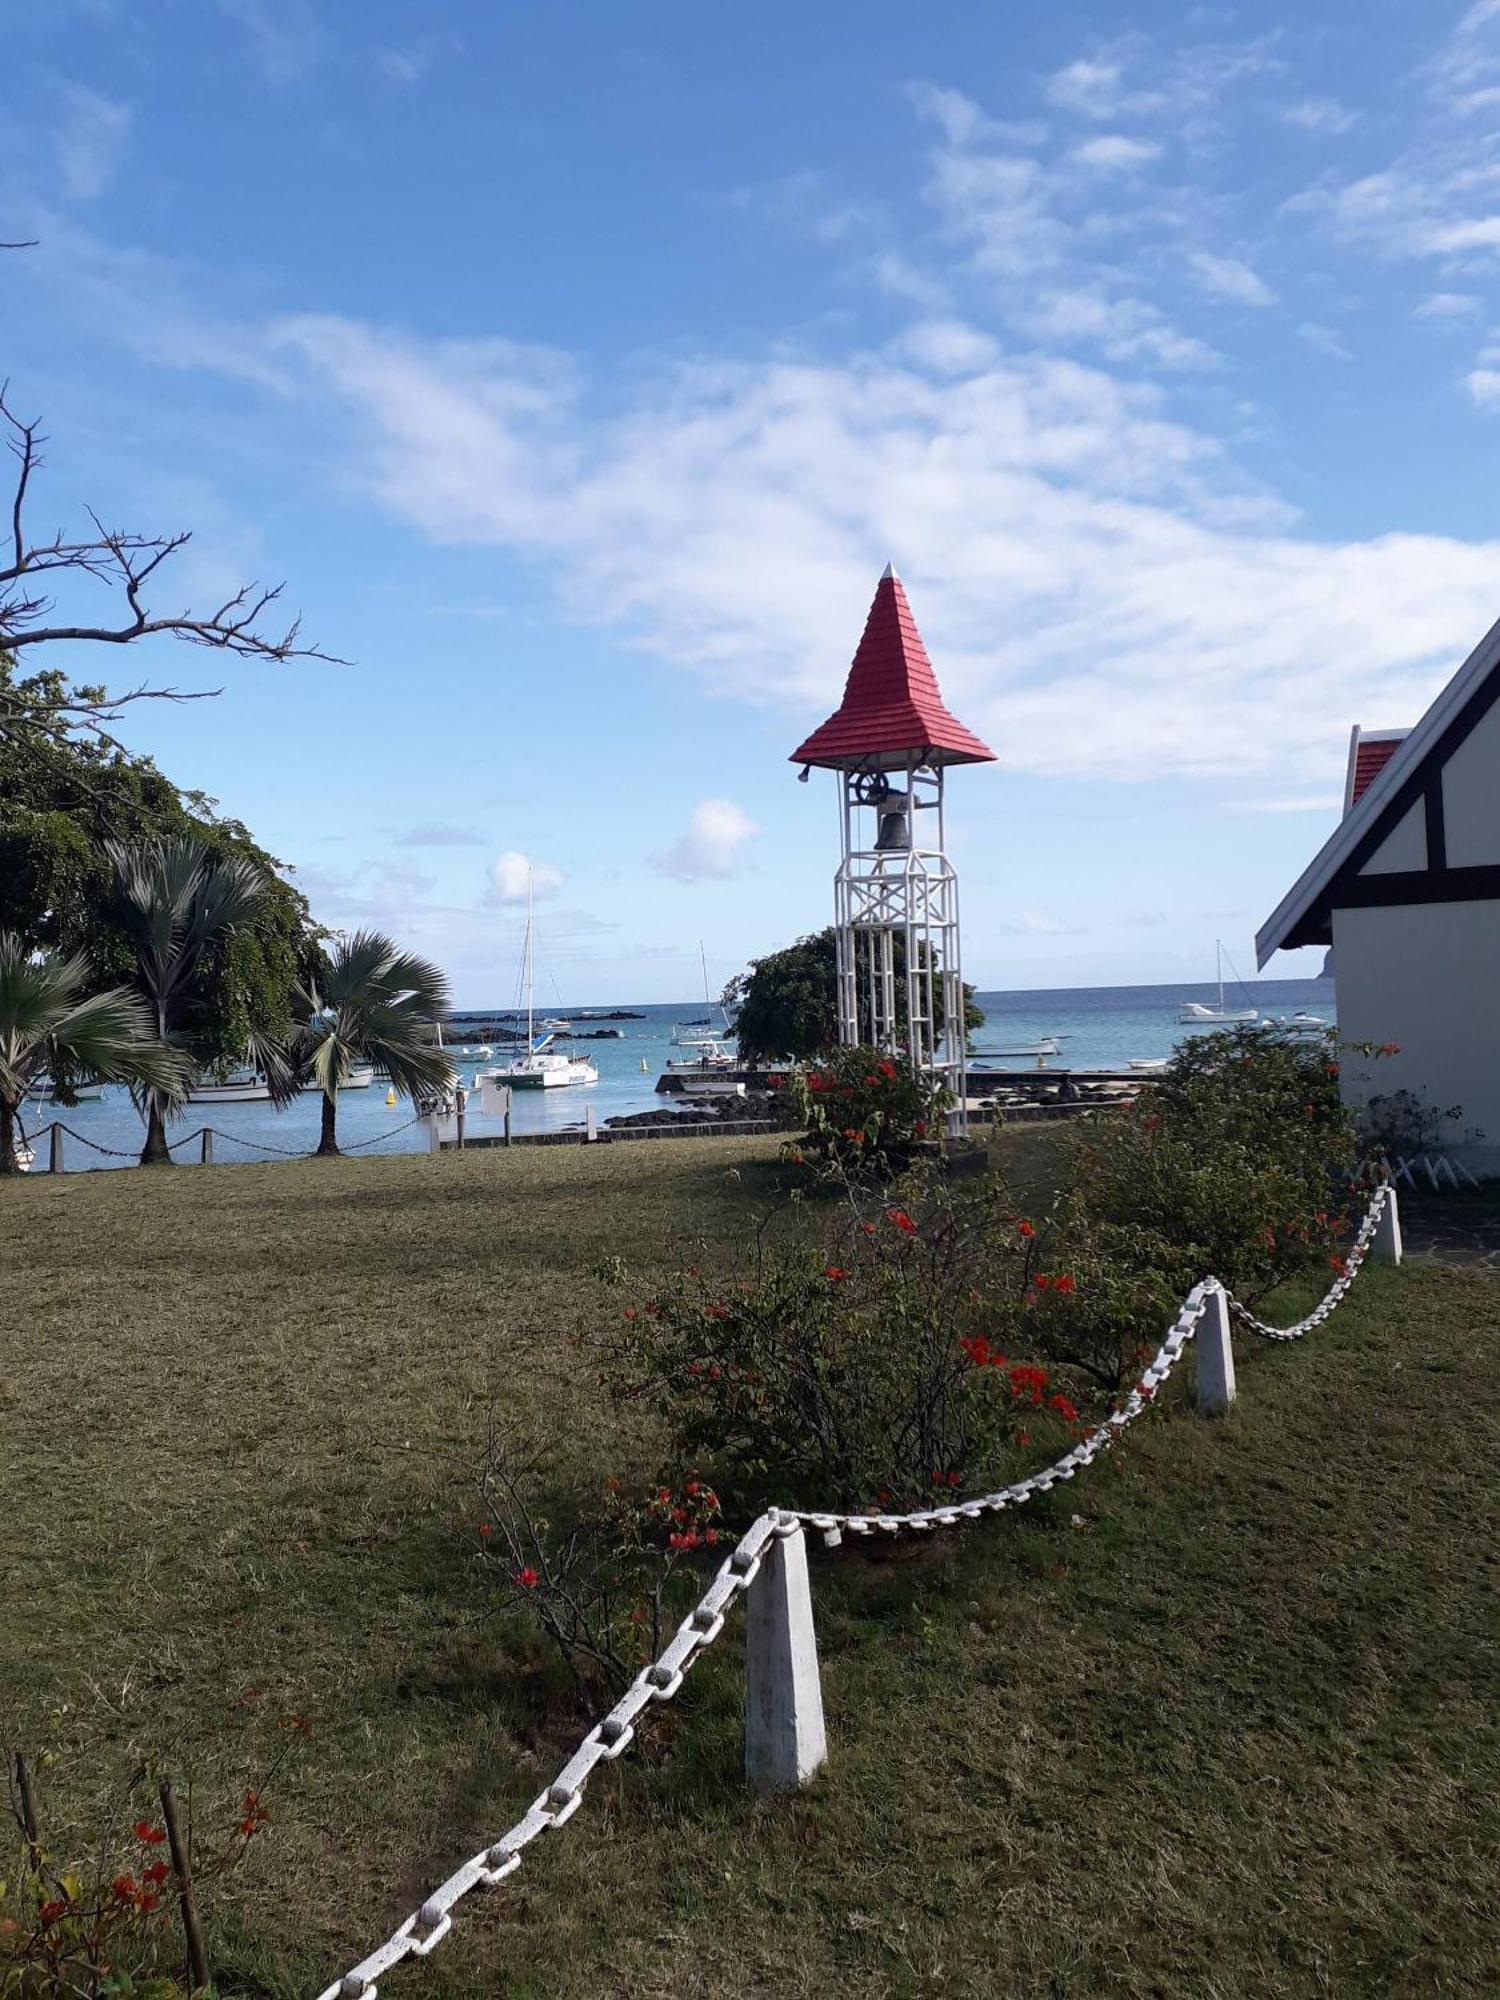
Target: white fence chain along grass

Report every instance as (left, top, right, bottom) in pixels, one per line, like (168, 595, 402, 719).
(315, 1183, 1391, 2000)
(1224, 1182, 1390, 1344)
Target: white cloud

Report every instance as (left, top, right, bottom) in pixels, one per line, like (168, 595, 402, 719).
(1467, 366, 1500, 407)
(1022, 287, 1219, 370)
(487, 851, 565, 903)
(214, 0, 325, 83)
(1000, 910, 1085, 937)
(895, 319, 1000, 375)
(1299, 322, 1353, 360)
(1071, 134, 1162, 172)
(397, 822, 484, 847)
(652, 800, 758, 881)
(1188, 250, 1277, 308)
(1047, 57, 1141, 122)
(375, 40, 448, 86)
(54, 83, 131, 200)
(1281, 97, 1358, 136)
(1415, 290, 1481, 317)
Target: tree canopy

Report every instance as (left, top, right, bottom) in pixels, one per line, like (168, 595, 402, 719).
(728, 926, 984, 1065)
(0, 654, 319, 1069)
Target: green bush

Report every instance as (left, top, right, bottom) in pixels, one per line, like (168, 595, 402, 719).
(783, 1045, 947, 1177)
(596, 1173, 1089, 1514)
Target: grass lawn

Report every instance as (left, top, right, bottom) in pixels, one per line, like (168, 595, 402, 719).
(2, 1131, 1496, 1997)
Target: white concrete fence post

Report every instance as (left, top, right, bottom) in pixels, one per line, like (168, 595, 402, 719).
(1194, 1283, 1236, 1415)
(586, 1104, 597, 1143)
(1373, 1184, 1403, 1265)
(744, 1515, 828, 1793)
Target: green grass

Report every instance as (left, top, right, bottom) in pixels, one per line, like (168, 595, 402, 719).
(2, 1133, 1496, 1997)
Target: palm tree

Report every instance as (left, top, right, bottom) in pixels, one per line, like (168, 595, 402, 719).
(107, 836, 284, 1166)
(0, 935, 182, 1174)
(292, 930, 453, 1156)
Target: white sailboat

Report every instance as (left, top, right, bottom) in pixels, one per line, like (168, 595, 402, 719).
(664, 943, 739, 1078)
(1177, 942, 1259, 1025)
(476, 868, 599, 1091)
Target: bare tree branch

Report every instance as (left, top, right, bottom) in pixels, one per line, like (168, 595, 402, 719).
(0, 384, 346, 715)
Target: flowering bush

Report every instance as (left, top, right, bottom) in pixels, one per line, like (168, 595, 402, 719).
(0, 1761, 286, 1998)
(595, 1174, 1091, 1512)
(783, 1044, 947, 1177)
(1064, 1026, 1360, 1319)
(477, 1439, 729, 1711)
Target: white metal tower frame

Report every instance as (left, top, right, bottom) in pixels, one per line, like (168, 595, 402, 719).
(831, 754, 967, 1127)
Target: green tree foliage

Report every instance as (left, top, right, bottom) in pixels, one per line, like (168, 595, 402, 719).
(727, 926, 984, 1065)
(0, 656, 318, 1080)
(291, 930, 454, 1156)
(0, 934, 181, 1173)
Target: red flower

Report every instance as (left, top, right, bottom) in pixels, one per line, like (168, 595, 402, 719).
(879, 1059, 898, 1080)
(516, 1565, 541, 1589)
(1033, 1273, 1051, 1292)
(134, 1820, 166, 1846)
(478, 1522, 493, 1537)
(861, 1221, 877, 1236)
(37, 1901, 68, 1927)
(1326, 1063, 1339, 1078)
(1329, 1254, 1347, 1276)
(914, 1118, 927, 1138)
(885, 1208, 918, 1235)
(1017, 1219, 1036, 1239)
(622, 1307, 638, 1322)
(705, 1300, 729, 1320)
(768, 1074, 784, 1088)
(1017, 1429, 1031, 1446)
(1053, 1274, 1077, 1295)
(947, 1471, 961, 1488)
(686, 1479, 701, 1497)
(143, 1862, 170, 1888)
(825, 1265, 850, 1282)
(111, 1875, 138, 1902)
(842, 1127, 860, 1142)
(864, 1073, 880, 1086)
(1049, 1394, 1078, 1423)
(139, 1891, 161, 1913)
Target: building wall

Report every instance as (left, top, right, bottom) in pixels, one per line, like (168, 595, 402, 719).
(1333, 900, 1500, 1169)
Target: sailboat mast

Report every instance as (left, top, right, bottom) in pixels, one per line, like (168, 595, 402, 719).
(526, 865, 535, 1048)
(1216, 939, 1224, 1012)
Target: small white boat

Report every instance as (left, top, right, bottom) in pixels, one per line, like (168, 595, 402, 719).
(478, 870, 599, 1090)
(298, 1063, 376, 1093)
(665, 1035, 738, 1073)
(972, 1037, 1066, 1060)
(1177, 942, 1258, 1025)
(25, 1078, 106, 1102)
(188, 1067, 273, 1104)
(1128, 1057, 1170, 1073)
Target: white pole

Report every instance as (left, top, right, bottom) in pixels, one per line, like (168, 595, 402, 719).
(1373, 1184, 1403, 1265)
(586, 1104, 597, 1143)
(1195, 1283, 1236, 1415)
(744, 1516, 828, 1792)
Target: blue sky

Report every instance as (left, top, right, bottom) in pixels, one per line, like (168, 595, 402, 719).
(8, 1, 1500, 1004)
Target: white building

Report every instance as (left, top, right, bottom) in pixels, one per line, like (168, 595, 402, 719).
(1257, 614, 1500, 1175)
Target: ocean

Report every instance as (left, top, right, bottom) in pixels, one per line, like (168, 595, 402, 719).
(18, 976, 1334, 1172)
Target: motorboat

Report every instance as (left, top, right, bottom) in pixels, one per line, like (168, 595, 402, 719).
(971, 1037, 1067, 1061)
(477, 869, 599, 1090)
(187, 1067, 273, 1104)
(298, 1063, 376, 1092)
(1177, 942, 1258, 1025)
(25, 1078, 106, 1102)
(1128, 1057, 1170, 1073)
(665, 1034, 738, 1074)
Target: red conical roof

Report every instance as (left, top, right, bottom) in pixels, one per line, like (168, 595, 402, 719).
(791, 567, 996, 771)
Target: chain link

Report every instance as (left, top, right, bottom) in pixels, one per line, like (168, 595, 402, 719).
(315, 1186, 1390, 1998)
(1224, 1184, 1388, 1342)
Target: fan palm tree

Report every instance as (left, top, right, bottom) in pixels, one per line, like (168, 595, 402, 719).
(0, 935, 183, 1174)
(107, 835, 287, 1165)
(292, 930, 453, 1156)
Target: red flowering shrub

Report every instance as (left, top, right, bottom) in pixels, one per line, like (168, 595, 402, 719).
(595, 1172, 1091, 1511)
(0, 1757, 295, 1997)
(783, 1044, 947, 1177)
(476, 1447, 727, 1711)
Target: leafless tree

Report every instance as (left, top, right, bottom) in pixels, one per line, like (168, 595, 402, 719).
(1, 380, 343, 747)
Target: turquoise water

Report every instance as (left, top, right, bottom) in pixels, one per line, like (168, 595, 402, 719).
(19, 978, 1334, 1171)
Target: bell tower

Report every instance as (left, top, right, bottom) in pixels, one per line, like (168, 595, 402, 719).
(791, 565, 995, 1125)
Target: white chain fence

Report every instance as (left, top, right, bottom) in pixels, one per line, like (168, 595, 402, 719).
(317, 1180, 1399, 2000)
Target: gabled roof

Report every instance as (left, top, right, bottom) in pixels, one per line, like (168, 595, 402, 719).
(1343, 726, 1408, 813)
(791, 566, 996, 771)
(1257, 609, 1500, 965)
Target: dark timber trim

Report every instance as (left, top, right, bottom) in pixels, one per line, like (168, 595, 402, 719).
(1424, 780, 1447, 873)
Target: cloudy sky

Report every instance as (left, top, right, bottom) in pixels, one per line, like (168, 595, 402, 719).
(8, 0, 1500, 1002)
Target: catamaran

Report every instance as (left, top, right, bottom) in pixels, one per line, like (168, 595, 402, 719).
(1177, 942, 1259, 1025)
(476, 868, 599, 1090)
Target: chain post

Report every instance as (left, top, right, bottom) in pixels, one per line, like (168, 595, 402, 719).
(49, 1124, 63, 1174)
(1373, 1184, 1403, 1265)
(744, 1515, 827, 1792)
(1195, 1282, 1236, 1414)
(200, 1128, 214, 1165)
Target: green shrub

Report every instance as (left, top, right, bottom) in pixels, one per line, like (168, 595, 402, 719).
(595, 1173, 1089, 1514)
(783, 1045, 947, 1177)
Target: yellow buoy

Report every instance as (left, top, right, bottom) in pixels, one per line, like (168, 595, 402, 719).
(386, 1087, 397, 1107)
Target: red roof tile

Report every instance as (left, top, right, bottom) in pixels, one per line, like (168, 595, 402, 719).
(790, 568, 996, 770)
(1348, 733, 1406, 811)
